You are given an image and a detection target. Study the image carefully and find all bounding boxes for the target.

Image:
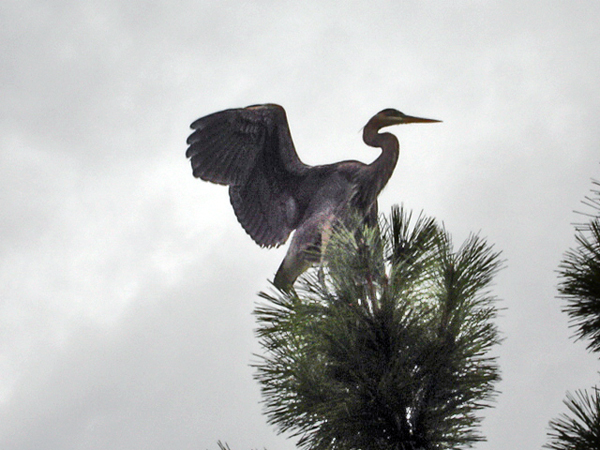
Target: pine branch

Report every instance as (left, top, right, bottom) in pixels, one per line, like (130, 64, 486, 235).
(559, 179, 600, 353)
(545, 177, 600, 450)
(545, 388, 600, 450)
(253, 206, 502, 450)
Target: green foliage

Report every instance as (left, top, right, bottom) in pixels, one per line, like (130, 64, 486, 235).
(559, 181, 600, 353)
(546, 179, 600, 450)
(254, 206, 502, 450)
(545, 389, 600, 450)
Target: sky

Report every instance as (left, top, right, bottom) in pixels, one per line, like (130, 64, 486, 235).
(1, 0, 600, 449)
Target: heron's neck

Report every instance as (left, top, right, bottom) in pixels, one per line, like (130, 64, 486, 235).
(362, 127, 400, 193)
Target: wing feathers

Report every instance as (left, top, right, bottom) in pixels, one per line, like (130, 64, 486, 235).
(187, 111, 263, 185)
(186, 104, 307, 247)
(229, 168, 295, 247)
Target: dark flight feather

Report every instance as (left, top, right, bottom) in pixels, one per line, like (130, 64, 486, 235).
(186, 104, 308, 247)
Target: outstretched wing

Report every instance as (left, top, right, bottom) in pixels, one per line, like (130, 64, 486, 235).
(186, 104, 309, 247)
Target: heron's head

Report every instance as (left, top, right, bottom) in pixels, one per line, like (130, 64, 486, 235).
(372, 109, 441, 128)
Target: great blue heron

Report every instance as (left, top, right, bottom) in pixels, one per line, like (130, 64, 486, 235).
(186, 104, 440, 290)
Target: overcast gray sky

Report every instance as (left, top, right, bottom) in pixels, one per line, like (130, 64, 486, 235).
(1, 0, 600, 449)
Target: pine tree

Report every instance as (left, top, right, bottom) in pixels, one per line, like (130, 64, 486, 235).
(558, 180, 600, 353)
(546, 180, 600, 450)
(254, 206, 502, 450)
(546, 389, 600, 450)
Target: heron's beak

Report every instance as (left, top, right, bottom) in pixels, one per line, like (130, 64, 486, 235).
(399, 114, 442, 124)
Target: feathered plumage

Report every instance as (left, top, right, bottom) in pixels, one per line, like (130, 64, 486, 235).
(186, 103, 440, 290)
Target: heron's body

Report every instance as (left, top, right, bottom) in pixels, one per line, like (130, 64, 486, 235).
(186, 104, 440, 290)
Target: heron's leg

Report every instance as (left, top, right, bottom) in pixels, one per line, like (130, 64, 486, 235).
(316, 218, 335, 286)
(319, 221, 333, 260)
(273, 211, 335, 291)
(274, 243, 311, 292)
(273, 223, 317, 291)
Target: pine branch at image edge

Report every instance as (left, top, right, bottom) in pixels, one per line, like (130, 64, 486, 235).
(545, 389, 600, 450)
(545, 179, 600, 450)
(253, 205, 503, 450)
(559, 206, 600, 353)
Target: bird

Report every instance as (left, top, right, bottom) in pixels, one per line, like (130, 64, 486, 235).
(186, 104, 440, 291)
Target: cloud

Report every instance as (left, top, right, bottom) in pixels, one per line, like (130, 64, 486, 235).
(1, 1, 600, 449)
